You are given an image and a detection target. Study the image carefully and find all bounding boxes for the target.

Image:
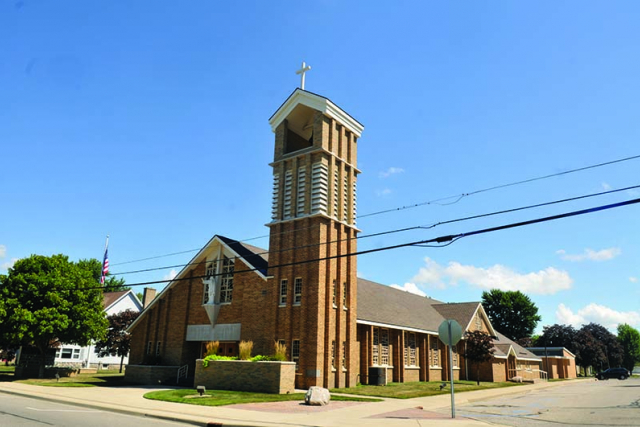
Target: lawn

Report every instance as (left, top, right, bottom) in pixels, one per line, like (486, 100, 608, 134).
(0, 365, 15, 373)
(144, 389, 382, 407)
(330, 380, 524, 399)
(17, 371, 126, 387)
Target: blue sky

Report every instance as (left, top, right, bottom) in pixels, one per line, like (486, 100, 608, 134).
(2, 1, 639, 333)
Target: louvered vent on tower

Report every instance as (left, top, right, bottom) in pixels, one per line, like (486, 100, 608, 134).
(271, 173, 280, 221)
(297, 167, 306, 217)
(283, 170, 293, 219)
(311, 163, 328, 214)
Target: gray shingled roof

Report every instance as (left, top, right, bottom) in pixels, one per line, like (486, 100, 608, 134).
(493, 332, 541, 360)
(357, 278, 446, 332)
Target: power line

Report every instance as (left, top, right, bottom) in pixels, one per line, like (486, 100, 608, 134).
(88, 196, 640, 291)
(110, 184, 640, 277)
(109, 153, 640, 267)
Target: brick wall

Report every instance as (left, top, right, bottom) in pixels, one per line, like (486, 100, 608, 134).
(194, 359, 296, 394)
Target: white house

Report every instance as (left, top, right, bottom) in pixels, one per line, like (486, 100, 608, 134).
(54, 290, 142, 369)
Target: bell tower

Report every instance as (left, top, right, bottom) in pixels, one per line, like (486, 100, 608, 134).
(267, 87, 364, 389)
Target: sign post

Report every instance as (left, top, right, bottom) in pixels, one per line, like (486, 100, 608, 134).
(438, 319, 463, 419)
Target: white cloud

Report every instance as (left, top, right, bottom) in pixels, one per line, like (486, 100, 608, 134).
(0, 245, 6, 258)
(410, 257, 572, 295)
(376, 188, 392, 197)
(390, 282, 427, 297)
(630, 277, 638, 283)
(556, 303, 640, 330)
(556, 247, 621, 262)
(1, 258, 18, 270)
(379, 167, 405, 179)
(602, 182, 612, 191)
(162, 269, 178, 281)
(357, 271, 367, 279)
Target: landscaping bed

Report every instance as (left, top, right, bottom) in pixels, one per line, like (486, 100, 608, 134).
(330, 380, 524, 399)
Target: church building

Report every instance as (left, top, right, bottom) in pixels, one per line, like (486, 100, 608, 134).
(126, 84, 542, 389)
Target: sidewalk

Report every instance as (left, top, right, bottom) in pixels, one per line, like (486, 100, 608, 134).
(0, 380, 575, 427)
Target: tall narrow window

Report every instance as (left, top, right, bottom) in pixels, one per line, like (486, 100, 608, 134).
(343, 176, 348, 221)
(380, 329, 390, 365)
(156, 341, 162, 357)
(292, 339, 300, 370)
(279, 279, 288, 305)
(452, 346, 459, 368)
(333, 171, 339, 218)
(220, 256, 234, 303)
(332, 280, 337, 307)
(405, 332, 417, 366)
(342, 282, 348, 308)
(331, 340, 336, 369)
(342, 341, 347, 369)
(147, 341, 153, 355)
(430, 338, 440, 367)
(475, 313, 483, 331)
(294, 278, 302, 304)
(372, 328, 380, 365)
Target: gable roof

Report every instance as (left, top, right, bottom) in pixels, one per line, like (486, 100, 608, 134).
(103, 289, 142, 312)
(217, 235, 269, 276)
(268, 88, 364, 137)
(492, 332, 541, 361)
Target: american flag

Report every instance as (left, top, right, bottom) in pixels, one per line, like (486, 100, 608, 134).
(100, 247, 109, 284)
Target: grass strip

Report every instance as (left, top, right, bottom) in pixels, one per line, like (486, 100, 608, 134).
(330, 380, 524, 399)
(144, 388, 382, 406)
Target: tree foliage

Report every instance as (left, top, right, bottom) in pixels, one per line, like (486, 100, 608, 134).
(536, 324, 578, 354)
(617, 324, 640, 372)
(94, 309, 140, 373)
(617, 323, 640, 372)
(464, 330, 495, 385)
(573, 323, 623, 371)
(0, 254, 108, 377)
(481, 289, 541, 341)
(77, 258, 128, 292)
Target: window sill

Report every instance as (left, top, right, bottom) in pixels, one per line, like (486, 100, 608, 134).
(293, 303, 301, 307)
(343, 307, 348, 311)
(333, 304, 338, 309)
(278, 304, 286, 308)
(404, 366, 420, 370)
(430, 366, 442, 370)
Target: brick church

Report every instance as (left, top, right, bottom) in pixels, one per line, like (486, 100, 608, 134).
(127, 87, 542, 389)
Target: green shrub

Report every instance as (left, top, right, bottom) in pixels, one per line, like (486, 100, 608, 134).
(202, 354, 237, 368)
(204, 341, 220, 357)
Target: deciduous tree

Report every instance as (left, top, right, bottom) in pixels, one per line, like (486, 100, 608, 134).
(0, 254, 108, 378)
(481, 289, 541, 341)
(464, 330, 495, 385)
(536, 324, 578, 354)
(94, 309, 140, 373)
(77, 258, 128, 292)
(617, 323, 640, 372)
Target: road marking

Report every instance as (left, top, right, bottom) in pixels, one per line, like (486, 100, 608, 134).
(26, 407, 103, 413)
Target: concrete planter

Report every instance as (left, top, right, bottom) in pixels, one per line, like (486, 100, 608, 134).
(124, 365, 180, 385)
(195, 359, 296, 394)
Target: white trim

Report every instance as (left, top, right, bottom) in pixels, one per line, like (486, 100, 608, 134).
(464, 304, 498, 337)
(267, 211, 362, 233)
(357, 319, 437, 335)
(269, 89, 364, 137)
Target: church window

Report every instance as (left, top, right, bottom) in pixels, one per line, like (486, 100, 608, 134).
(452, 346, 459, 368)
(271, 173, 280, 221)
(342, 341, 347, 369)
(405, 332, 417, 367)
(156, 341, 162, 357)
(296, 167, 306, 217)
(331, 340, 335, 369)
(342, 282, 348, 308)
(294, 278, 302, 304)
(292, 339, 300, 370)
(332, 280, 337, 307)
(475, 314, 482, 331)
(283, 170, 293, 219)
(372, 327, 390, 366)
(311, 163, 328, 214)
(147, 341, 153, 355)
(220, 256, 234, 303)
(372, 328, 379, 365)
(380, 329, 390, 365)
(430, 338, 440, 367)
(279, 279, 288, 305)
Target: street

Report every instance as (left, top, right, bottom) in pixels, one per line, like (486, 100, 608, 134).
(0, 393, 193, 427)
(449, 378, 640, 427)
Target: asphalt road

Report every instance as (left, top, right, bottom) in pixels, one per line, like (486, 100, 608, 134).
(0, 393, 194, 427)
(449, 377, 640, 427)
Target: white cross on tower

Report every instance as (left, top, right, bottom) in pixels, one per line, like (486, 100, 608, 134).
(296, 61, 311, 90)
